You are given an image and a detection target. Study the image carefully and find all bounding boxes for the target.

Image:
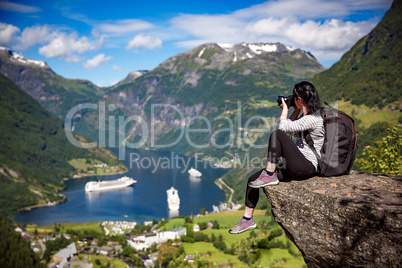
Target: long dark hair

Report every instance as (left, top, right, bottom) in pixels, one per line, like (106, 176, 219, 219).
(293, 81, 321, 114)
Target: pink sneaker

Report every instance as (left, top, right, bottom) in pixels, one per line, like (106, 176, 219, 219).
(229, 217, 257, 234)
(248, 170, 279, 188)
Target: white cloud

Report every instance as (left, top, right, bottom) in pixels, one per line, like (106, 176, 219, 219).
(6, 24, 105, 62)
(234, 0, 392, 20)
(38, 32, 104, 61)
(83, 53, 113, 69)
(0, 1, 41, 13)
(112, 65, 123, 71)
(0, 22, 20, 46)
(171, 14, 244, 42)
(64, 54, 81, 63)
(169, 0, 391, 62)
(126, 33, 162, 50)
(14, 24, 53, 50)
(245, 17, 297, 36)
(245, 17, 378, 52)
(97, 19, 154, 35)
(285, 19, 377, 51)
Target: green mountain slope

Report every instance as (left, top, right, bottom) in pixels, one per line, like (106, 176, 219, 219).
(0, 47, 104, 117)
(0, 73, 126, 218)
(74, 42, 325, 160)
(311, 0, 402, 108)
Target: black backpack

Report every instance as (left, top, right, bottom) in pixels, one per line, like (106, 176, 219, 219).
(305, 103, 358, 177)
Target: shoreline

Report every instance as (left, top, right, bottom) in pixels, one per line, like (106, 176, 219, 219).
(65, 168, 128, 180)
(19, 194, 67, 212)
(21, 168, 129, 213)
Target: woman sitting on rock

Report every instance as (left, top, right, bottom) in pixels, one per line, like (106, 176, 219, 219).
(229, 81, 324, 234)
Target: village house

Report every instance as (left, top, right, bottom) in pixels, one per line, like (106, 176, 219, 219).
(127, 227, 187, 250)
(99, 246, 113, 256)
(157, 227, 187, 241)
(51, 242, 77, 268)
(127, 232, 159, 251)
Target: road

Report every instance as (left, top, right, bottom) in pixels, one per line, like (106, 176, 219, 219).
(38, 239, 46, 259)
(217, 177, 236, 208)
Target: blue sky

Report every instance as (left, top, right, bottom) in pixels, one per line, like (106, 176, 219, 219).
(0, 0, 393, 87)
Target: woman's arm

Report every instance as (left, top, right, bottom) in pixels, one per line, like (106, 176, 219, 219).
(279, 114, 319, 133)
(279, 98, 289, 122)
(289, 108, 301, 121)
(279, 98, 300, 121)
(279, 98, 318, 133)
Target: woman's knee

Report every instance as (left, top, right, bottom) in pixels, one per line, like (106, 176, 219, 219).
(269, 129, 286, 141)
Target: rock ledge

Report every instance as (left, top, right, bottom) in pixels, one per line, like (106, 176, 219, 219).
(263, 171, 401, 267)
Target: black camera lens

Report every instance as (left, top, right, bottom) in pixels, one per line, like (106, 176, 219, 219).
(277, 95, 295, 108)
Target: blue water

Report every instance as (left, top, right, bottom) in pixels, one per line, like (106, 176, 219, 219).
(15, 149, 228, 226)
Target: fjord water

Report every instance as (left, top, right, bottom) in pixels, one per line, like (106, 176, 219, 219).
(16, 149, 228, 226)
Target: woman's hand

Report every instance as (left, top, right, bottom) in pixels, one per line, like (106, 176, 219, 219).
(280, 97, 288, 111)
(280, 98, 289, 121)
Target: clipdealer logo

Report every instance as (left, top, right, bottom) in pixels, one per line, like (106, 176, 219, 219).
(64, 101, 278, 163)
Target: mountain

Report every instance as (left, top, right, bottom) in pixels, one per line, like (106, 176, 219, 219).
(115, 42, 325, 108)
(0, 47, 104, 117)
(0, 73, 126, 218)
(112, 70, 148, 88)
(311, 0, 402, 108)
(74, 42, 326, 159)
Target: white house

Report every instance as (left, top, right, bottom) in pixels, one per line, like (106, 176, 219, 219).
(52, 242, 77, 268)
(193, 224, 200, 232)
(157, 227, 187, 241)
(127, 227, 187, 250)
(99, 246, 113, 256)
(127, 232, 159, 251)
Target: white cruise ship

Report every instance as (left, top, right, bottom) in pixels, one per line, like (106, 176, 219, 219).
(166, 187, 180, 210)
(188, 167, 202, 177)
(85, 176, 137, 192)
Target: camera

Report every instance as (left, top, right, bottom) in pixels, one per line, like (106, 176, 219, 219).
(277, 95, 295, 108)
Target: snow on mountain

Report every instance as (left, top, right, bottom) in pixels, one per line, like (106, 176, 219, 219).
(198, 47, 207, 57)
(217, 43, 235, 52)
(214, 42, 311, 63)
(246, 43, 277, 54)
(128, 71, 146, 79)
(0, 46, 48, 68)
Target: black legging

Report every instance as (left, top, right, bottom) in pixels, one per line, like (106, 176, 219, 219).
(245, 129, 316, 208)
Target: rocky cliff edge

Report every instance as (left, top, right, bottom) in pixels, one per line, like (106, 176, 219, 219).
(263, 171, 401, 267)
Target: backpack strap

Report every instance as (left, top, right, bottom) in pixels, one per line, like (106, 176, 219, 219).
(303, 130, 321, 164)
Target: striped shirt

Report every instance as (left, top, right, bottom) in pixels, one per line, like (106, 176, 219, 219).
(279, 114, 324, 170)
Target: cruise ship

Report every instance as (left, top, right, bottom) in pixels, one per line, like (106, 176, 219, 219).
(166, 187, 180, 210)
(188, 167, 202, 177)
(85, 176, 137, 192)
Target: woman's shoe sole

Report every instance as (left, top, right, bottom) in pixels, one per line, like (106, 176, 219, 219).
(228, 223, 257, 234)
(248, 180, 279, 188)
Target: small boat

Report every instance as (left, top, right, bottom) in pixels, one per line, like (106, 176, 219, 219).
(85, 176, 136, 192)
(166, 187, 180, 211)
(188, 167, 202, 177)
